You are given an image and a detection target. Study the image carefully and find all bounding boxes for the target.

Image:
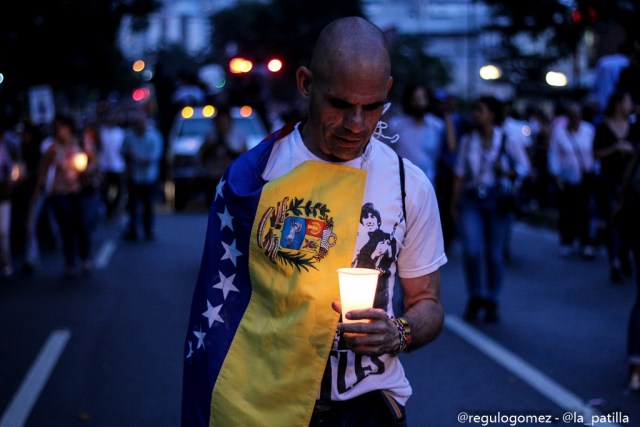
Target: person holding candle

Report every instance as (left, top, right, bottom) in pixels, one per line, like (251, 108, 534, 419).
(33, 114, 95, 278)
(182, 16, 447, 427)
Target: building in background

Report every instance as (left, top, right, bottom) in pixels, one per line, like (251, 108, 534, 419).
(118, 0, 592, 102)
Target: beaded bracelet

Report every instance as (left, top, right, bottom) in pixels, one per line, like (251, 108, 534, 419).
(390, 317, 412, 355)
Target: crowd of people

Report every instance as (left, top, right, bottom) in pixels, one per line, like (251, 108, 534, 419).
(380, 41, 640, 393)
(1, 16, 638, 424)
(0, 105, 164, 280)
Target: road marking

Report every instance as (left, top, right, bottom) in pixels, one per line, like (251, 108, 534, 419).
(0, 329, 71, 427)
(445, 315, 619, 427)
(94, 239, 116, 269)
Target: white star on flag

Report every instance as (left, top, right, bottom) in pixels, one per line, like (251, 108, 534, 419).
(202, 300, 224, 327)
(215, 178, 226, 201)
(193, 326, 207, 350)
(186, 340, 194, 359)
(221, 239, 242, 266)
(218, 206, 234, 231)
(212, 271, 239, 299)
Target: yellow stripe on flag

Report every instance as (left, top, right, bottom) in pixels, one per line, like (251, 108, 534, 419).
(211, 161, 366, 426)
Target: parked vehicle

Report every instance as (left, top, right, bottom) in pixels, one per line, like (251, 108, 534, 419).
(166, 105, 267, 210)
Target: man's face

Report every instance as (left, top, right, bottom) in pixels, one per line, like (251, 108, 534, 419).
(362, 213, 379, 232)
(300, 66, 392, 161)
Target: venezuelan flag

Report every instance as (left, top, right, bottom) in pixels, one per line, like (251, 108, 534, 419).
(182, 124, 367, 426)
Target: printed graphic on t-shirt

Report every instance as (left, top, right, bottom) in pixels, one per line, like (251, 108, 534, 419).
(352, 202, 402, 309)
(324, 202, 404, 396)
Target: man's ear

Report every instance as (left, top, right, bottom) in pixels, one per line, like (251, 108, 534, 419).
(296, 66, 312, 98)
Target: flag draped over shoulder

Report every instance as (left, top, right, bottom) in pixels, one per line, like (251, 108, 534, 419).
(182, 124, 367, 426)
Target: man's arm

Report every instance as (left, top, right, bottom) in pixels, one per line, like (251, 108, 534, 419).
(399, 270, 444, 351)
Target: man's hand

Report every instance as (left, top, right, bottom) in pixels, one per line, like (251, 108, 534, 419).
(331, 301, 399, 356)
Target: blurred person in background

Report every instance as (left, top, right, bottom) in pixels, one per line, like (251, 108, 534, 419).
(79, 121, 105, 234)
(121, 110, 163, 242)
(199, 105, 247, 207)
(434, 92, 466, 251)
(33, 114, 95, 278)
(591, 40, 634, 120)
(548, 101, 596, 259)
(0, 120, 18, 278)
(97, 110, 126, 220)
(525, 105, 552, 209)
(614, 141, 640, 391)
(387, 84, 445, 187)
(617, 41, 640, 115)
(594, 90, 639, 283)
(12, 119, 46, 275)
(451, 96, 530, 323)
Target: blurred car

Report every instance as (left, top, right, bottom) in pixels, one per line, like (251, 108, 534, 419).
(166, 104, 267, 210)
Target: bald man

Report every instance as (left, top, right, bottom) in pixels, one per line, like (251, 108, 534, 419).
(181, 17, 447, 426)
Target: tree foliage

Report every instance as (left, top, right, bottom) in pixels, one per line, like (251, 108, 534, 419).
(0, 0, 161, 117)
(482, 0, 640, 94)
(209, 0, 450, 104)
(388, 35, 451, 103)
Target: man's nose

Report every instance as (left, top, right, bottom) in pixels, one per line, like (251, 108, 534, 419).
(343, 107, 365, 133)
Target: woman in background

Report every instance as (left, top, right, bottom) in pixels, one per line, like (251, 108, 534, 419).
(34, 114, 95, 278)
(451, 96, 530, 322)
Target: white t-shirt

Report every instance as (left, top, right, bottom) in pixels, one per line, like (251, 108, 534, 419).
(262, 124, 447, 404)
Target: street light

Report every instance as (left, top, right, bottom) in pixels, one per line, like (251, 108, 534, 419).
(229, 57, 253, 74)
(479, 65, 501, 80)
(133, 60, 145, 73)
(545, 71, 568, 87)
(267, 58, 283, 73)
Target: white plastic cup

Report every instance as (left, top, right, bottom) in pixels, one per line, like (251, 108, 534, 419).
(337, 267, 379, 323)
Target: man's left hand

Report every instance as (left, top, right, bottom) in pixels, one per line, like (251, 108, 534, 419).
(332, 301, 399, 356)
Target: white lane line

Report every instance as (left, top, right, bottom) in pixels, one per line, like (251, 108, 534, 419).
(94, 239, 116, 269)
(445, 315, 619, 427)
(0, 329, 71, 427)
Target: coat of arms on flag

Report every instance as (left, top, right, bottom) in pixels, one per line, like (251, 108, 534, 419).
(256, 196, 337, 271)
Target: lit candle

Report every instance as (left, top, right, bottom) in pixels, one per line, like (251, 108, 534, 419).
(72, 152, 88, 172)
(337, 267, 379, 324)
(11, 164, 21, 182)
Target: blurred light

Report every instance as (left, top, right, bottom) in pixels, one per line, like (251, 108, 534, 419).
(239, 105, 253, 118)
(215, 78, 226, 89)
(588, 7, 598, 22)
(522, 125, 532, 137)
(571, 10, 582, 23)
(267, 58, 283, 73)
(132, 87, 151, 102)
(479, 65, 501, 80)
(202, 105, 216, 118)
(0, 73, 4, 85)
(181, 106, 195, 119)
(11, 164, 22, 182)
(72, 152, 88, 172)
(142, 70, 153, 81)
(229, 58, 253, 74)
(546, 71, 568, 87)
(133, 60, 146, 72)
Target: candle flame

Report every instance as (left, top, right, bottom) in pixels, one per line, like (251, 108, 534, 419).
(72, 152, 88, 172)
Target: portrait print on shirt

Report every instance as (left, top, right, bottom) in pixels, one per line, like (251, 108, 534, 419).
(352, 202, 401, 310)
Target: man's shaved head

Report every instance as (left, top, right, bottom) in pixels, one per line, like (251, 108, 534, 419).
(295, 16, 393, 161)
(309, 16, 391, 86)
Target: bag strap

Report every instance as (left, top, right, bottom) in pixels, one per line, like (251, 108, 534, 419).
(397, 153, 407, 222)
